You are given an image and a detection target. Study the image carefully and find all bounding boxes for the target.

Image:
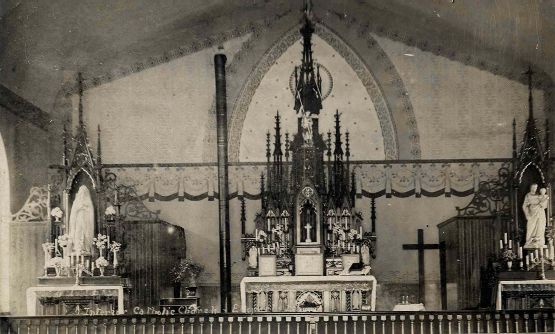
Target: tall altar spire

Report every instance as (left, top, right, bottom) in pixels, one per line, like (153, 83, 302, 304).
(294, 0, 322, 117)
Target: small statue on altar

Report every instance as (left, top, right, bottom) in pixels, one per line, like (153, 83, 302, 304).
(300, 109, 313, 146)
(278, 291, 289, 311)
(248, 245, 258, 269)
(258, 291, 268, 312)
(68, 185, 95, 254)
(352, 290, 362, 310)
(361, 244, 371, 265)
(330, 290, 340, 312)
(523, 184, 549, 249)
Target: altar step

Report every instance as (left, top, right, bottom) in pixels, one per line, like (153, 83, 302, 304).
(2, 311, 555, 334)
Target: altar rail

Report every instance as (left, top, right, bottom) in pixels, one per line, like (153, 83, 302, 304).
(2, 311, 555, 334)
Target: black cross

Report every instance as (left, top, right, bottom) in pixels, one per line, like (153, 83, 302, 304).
(402, 229, 444, 305)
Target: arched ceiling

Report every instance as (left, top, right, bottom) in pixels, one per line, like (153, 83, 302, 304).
(0, 0, 553, 114)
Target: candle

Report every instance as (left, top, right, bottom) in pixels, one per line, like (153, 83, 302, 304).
(518, 247, 523, 259)
(509, 240, 513, 249)
(535, 249, 539, 259)
(550, 245, 554, 260)
(359, 226, 363, 237)
(504, 233, 508, 245)
(81, 255, 85, 264)
(55, 239, 58, 254)
(500, 240, 503, 250)
(526, 256, 530, 267)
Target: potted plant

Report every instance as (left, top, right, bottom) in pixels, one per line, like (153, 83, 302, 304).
(169, 258, 204, 298)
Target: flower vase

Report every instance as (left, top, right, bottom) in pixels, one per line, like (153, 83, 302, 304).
(99, 267, 105, 276)
(507, 261, 513, 271)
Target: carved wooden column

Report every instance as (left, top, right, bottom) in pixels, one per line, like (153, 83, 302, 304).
(214, 53, 232, 312)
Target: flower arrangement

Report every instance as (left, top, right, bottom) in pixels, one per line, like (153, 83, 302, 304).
(57, 234, 72, 247)
(92, 234, 109, 250)
(109, 241, 121, 253)
(50, 207, 63, 220)
(169, 258, 204, 284)
(501, 248, 517, 262)
(42, 242, 55, 252)
(95, 257, 109, 268)
(48, 256, 64, 268)
(104, 205, 117, 216)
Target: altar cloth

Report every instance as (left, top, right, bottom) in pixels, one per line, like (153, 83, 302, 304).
(240, 275, 377, 312)
(496, 279, 555, 310)
(27, 285, 125, 316)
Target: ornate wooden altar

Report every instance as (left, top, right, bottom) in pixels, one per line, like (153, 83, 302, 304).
(239, 6, 376, 313)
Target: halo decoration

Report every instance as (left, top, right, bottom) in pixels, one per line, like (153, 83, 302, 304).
(289, 62, 333, 101)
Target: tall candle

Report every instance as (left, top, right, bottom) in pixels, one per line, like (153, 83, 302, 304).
(550, 245, 554, 260)
(526, 256, 530, 267)
(535, 249, 539, 259)
(359, 226, 363, 237)
(55, 239, 58, 254)
(504, 233, 508, 245)
(508, 240, 513, 249)
(499, 240, 503, 250)
(518, 247, 523, 259)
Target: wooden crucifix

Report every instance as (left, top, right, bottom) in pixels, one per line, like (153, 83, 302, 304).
(402, 229, 446, 306)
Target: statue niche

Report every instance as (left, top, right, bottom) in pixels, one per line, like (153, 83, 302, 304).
(300, 201, 317, 243)
(68, 180, 96, 255)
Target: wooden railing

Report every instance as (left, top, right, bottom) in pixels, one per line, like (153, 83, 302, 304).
(2, 311, 555, 334)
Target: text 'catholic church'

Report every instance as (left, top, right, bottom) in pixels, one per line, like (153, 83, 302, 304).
(1, 0, 555, 333)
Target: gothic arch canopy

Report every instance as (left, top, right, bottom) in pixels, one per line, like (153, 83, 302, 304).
(203, 14, 421, 161)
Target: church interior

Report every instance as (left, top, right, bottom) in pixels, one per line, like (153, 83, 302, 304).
(1, 0, 555, 333)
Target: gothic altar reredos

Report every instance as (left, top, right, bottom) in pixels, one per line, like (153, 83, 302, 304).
(239, 9, 377, 312)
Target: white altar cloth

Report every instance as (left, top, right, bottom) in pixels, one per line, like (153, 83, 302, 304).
(240, 275, 377, 312)
(496, 279, 555, 310)
(27, 285, 125, 316)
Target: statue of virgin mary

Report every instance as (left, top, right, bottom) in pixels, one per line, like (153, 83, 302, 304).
(68, 185, 95, 254)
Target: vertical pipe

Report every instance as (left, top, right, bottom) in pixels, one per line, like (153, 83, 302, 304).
(214, 53, 232, 312)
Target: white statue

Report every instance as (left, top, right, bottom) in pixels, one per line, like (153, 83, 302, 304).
(248, 245, 258, 269)
(361, 244, 371, 266)
(301, 110, 313, 146)
(68, 185, 95, 254)
(258, 291, 268, 312)
(523, 184, 549, 249)
(352, 290, 362, 310)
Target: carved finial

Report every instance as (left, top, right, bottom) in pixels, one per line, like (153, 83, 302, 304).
(97, 125, 102, 166)
(525, 66, 535, 120)
(334, 110, 343, 157)
(274, 111, 282, 158)
(285, 132, 290, 161)
(77, 72, 84, 127)
(512, 118, 517, 159)
(345, 131, 350, 159)
(304, 0, 313, 18)
(62, 123, 69, 167)
(240, 197, 246, 235)
(266, 131, 271, 161)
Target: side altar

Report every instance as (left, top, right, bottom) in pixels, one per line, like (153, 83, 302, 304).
(239, 8, 377, 313)
(26, 74, 187, 315)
